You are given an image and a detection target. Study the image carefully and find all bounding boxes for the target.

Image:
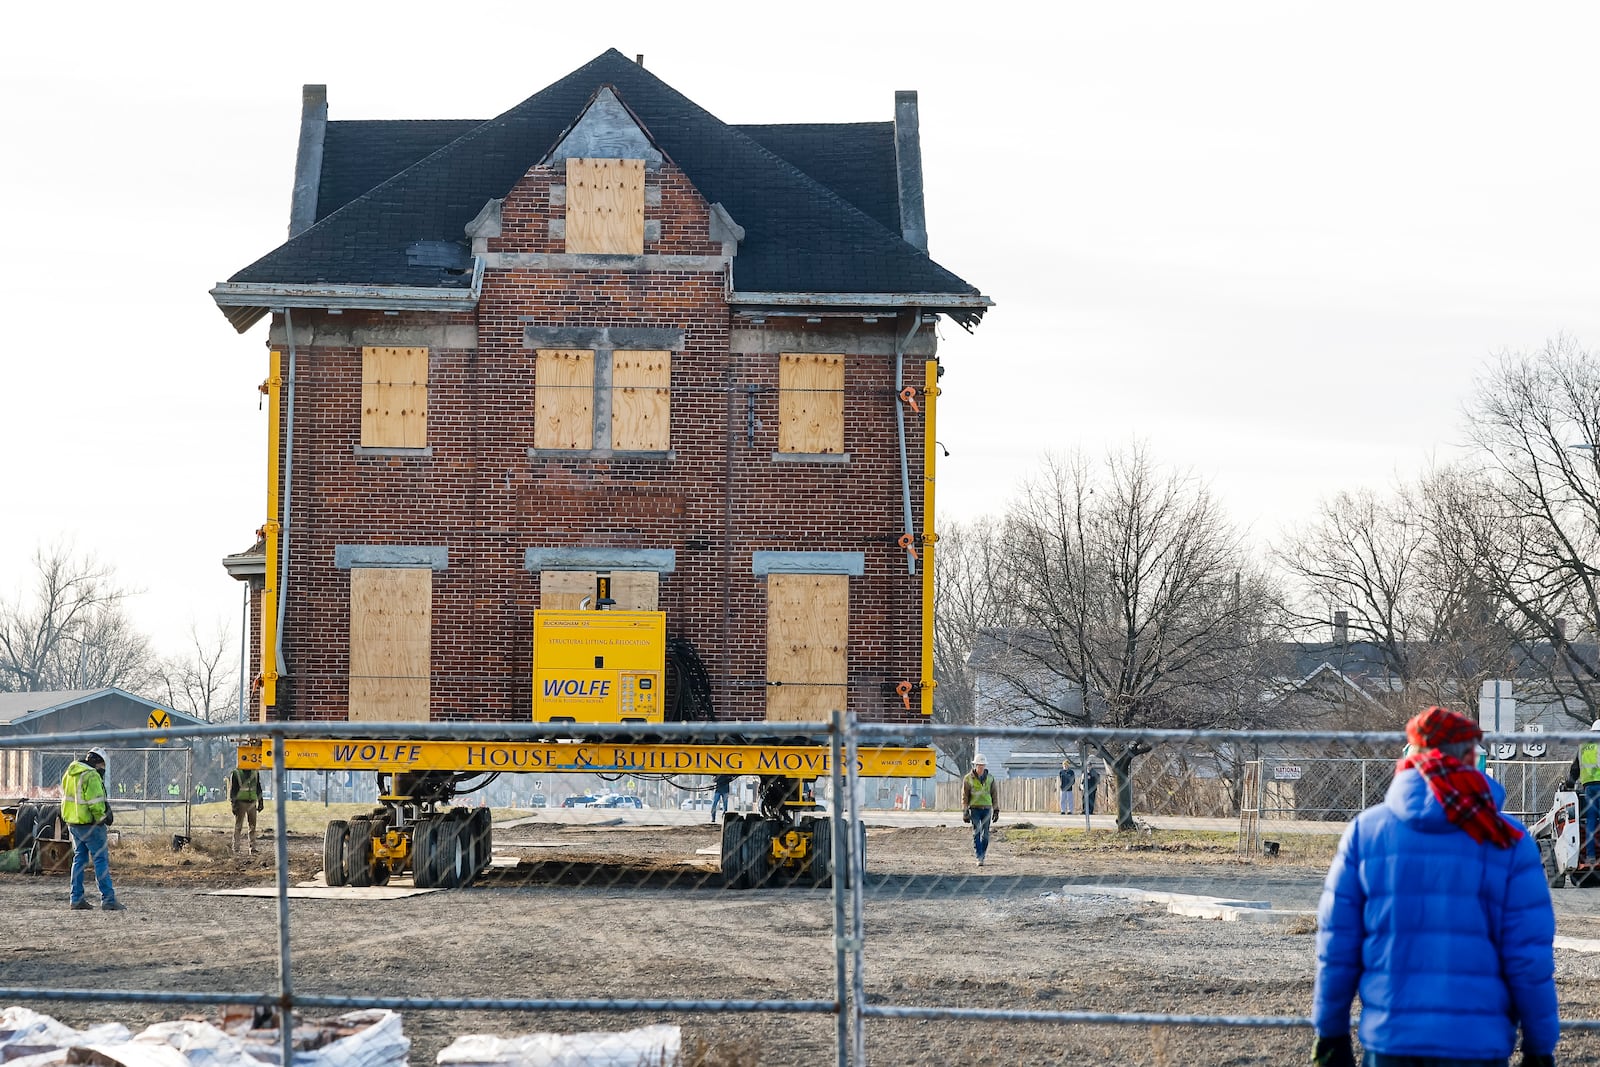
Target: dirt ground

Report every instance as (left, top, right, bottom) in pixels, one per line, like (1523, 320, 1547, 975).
(8, 815, 1600, 1066)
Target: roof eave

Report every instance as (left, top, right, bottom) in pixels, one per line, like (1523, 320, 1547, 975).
(209, 278, 481, 334)
(728, 290, 991, 330)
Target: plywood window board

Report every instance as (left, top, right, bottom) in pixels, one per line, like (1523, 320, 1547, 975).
(540, 570, 660, 610)
(348, 568, 432, 722)
(565, 158, 645, 255)
(535, 349, 595, 449)
(765, 572, 848, 721)
(612, 350, 671, 451)
(778, 353, 844, 454)
(361, 346, 429, 448)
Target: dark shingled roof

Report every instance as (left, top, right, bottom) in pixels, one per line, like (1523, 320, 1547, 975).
(318, 119, 482, 222)
(227, 50, 983, 307)
(318, 118, 904, 240)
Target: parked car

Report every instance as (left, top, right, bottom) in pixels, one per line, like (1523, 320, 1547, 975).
(562, 794, 599, 808)
(600, 795, 644, 809)
(287, 781, 307, 801)
(680, 796, 713, 811)
(529, 793, 548, 808)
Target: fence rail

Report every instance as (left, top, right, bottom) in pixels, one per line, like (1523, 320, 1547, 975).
(2, 720, 1594, 1066)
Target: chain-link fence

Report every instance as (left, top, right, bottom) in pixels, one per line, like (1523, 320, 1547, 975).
(4, 720, 1600, 1066)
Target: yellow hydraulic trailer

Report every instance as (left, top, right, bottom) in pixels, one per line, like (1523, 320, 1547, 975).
(241, 737, 935, 891)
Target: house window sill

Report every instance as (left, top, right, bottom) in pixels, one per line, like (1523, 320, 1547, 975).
(771, 452, 850, 465)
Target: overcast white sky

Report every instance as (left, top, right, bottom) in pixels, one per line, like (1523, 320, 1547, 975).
(3, 2, 1599, 661)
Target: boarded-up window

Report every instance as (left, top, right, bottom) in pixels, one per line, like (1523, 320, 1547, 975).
(361, 346, 429, 448)
(612, 350, 671, 451)
(566, 158, 645, 255)
(535, 349, 595, 449)
(348, 568, 432, 722)
(766, 573, 848, 721)
(540, 570, 659, 610)
(778, 353, 844, 454)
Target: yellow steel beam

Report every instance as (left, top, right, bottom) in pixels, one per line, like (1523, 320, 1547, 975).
(261, 350, 282, 714)
(920, 358, 940, 717)
(241, 738, 937, 778)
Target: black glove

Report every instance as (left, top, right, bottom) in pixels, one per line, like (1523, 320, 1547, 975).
(991, 811, 1000, 824)
(1520, 1053, 1556, 1067)
(962, 810, 971, 824)
(102, 808, 114, 827)
(257, 798, 264, 811)
(1312, 1034, 1355, 1067)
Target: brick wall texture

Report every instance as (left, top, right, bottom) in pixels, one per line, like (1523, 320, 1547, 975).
(259, 159, 934, 728)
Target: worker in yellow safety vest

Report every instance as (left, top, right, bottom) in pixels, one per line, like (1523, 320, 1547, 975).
(1568, 720, 1600, 865)
(60, 748, 124, 911)
(961, 752, 1001, 867)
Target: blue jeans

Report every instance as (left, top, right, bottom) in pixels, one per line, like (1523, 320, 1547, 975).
(710, 790, 728, 821)
(68, 823, 117, 905)
(1585, 782, 1600, 861)
(1363, 1053, 1505, 1067)
(970, 808, 993, 861)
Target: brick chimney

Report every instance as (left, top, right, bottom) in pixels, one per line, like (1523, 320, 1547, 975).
(1333, 610, 1349, 648)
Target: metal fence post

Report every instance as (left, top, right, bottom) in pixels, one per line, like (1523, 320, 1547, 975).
(830, 710, 848, 1067)
(846, 711, 866, 1065)
(271, 733, 294, 1067)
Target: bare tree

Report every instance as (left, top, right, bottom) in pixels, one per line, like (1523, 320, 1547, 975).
(996, 446, 1282, 830)
(932, 516, 1013, 774)
(155, 623, 242, 722)
(0, 542, 155, 693)
(1277, 479, 1531, 725)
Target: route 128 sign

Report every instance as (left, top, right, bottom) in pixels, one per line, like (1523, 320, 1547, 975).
(1522, 723, 1546, 759)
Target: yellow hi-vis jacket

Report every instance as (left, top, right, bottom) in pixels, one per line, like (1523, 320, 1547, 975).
(1580, 743, 1600, 785)
(61, 761, 109, 825)
(964, 771, 996, 809)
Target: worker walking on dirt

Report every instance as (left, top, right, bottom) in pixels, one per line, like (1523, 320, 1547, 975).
(227, 765, 265, 854)
(1566, 720, 1600, 866)
(1312, 706, 1556, 1067)
(61, 747, 124, 912)
(1058, 759, 1076, 815)
(710, 774, 734, 824)
(962, 753, 1000, 867)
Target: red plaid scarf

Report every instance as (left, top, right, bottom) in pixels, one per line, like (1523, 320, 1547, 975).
(1397, 706, 1522, 849)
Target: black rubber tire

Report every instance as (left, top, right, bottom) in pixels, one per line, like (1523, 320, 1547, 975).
(435, 810, 473, 889)
(13, 803, 38, 852)
(806, 815, 832, 888)
(468, 807, 492, 879)
(346, 818, 375, 887)
(34, 804, 63, 842)
(1541, 838, 1566, 889)
(324, 820, 350, 887)
(720, 813, 749, 889)
(411, 818, 436, 889)
(741, 818, 775, 890)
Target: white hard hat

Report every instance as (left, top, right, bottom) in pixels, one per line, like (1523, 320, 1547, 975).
(971, 753, 987, 766)
(1589, 720, 1600, 732)
(86, 747, 108, 765)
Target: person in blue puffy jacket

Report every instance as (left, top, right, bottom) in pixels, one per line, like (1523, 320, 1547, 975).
(1312, 706, 1558, 1067)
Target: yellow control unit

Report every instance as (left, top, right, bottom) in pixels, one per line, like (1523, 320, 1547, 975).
(532, 610, 665, 724)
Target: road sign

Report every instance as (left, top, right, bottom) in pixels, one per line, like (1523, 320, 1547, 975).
(1522, 723, 1547, 759)
(147, 708, 172, 745)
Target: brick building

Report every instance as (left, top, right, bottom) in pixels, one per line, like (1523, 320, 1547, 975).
(211, 49, 989, 730)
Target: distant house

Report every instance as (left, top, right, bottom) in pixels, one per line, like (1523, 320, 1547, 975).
(0, 689, 208, 800)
